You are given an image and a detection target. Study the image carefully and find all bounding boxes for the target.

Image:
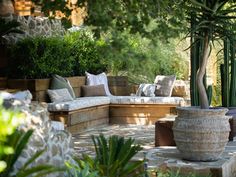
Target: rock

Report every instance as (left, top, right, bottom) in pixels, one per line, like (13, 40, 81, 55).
(5, 100, 75, 177)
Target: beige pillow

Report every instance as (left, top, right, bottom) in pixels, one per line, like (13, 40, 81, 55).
(47, 88, 74, 103)
(154, 75, 176, 97)
(85, 72, 112, 96)
(81, 84, 106, 97)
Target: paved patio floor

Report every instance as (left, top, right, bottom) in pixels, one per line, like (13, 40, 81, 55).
(73, 124, 155, 160)
(72, 124, 236, 177)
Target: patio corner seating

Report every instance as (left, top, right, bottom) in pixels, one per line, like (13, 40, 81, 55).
(46, 76, 185, 134)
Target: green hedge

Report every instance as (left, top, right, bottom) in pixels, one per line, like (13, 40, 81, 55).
(7, 28, 188, 82)
(8, 31, 107, 79)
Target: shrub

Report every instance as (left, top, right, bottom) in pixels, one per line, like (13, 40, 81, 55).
(98, 29, 189, 83)
(64, 30, 107, 76)
(7, 30, 107, 79)
(8, 37, 75, 79)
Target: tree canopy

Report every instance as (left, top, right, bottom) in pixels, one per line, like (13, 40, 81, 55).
(32, 0, 188, 40)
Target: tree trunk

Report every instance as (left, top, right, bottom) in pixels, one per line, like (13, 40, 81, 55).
(196, 32, 210, 109)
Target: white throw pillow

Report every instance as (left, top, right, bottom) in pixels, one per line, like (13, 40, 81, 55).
(85, 72, 112, 96)
(47, 88, 74, 103)
(136, 84, 156, 97)
(154, 75, 176, 97)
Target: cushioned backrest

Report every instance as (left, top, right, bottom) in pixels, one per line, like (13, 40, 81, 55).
(50, 74, 76, 99)
(154, 75, 176, 97)
(85, 72, 112, 96)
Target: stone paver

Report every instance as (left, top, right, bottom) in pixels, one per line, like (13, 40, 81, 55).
(73, 124, 155, 160)
(72, 125, 236, 177)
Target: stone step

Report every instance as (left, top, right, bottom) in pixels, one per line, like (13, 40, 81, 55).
(146, 141, 236, 177)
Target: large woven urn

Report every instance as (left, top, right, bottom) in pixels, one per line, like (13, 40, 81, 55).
(173, 107, 230, 161)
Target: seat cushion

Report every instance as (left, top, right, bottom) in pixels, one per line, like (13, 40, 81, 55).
(48, 96, 110, 112)
(47, 88, 74, 103)
(109, 96, 184, 105)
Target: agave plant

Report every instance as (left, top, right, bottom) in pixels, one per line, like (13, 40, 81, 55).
(187, 0, 236, 109)
(73, 134, 144, 177)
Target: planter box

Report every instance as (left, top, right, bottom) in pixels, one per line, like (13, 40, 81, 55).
(7, 76, 130, 102)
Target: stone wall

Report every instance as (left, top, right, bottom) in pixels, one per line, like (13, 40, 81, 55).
(4, 100, 74, 177)
(2, 14, 65, 44)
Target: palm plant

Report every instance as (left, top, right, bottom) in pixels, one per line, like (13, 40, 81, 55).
(188, 0, 236, 109)
(74, 134, 144, 177)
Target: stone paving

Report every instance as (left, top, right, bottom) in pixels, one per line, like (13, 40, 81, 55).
(73, 124, 236, 177)
(73, 124, 155, 160)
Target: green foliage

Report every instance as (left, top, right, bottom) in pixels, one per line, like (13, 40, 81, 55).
(0, 100, 60, 177)
(32, 0, 188, 41)
(92, 134, 143, 177)
(187, 0, 236, 108)
(99, 29, 188, 83)
(0, 18, 24, 44)
(8, 31, 107, 79)
(8, 36, 75, 79)
(0, 99, 24, 173)
(221, 38, 236, 107)
(65, 158, 99, 177)
(64, 30, 107, 76)
(1, 128, 61, 177)
(73, 134, 144, 177)
(75, 0, 187, 40)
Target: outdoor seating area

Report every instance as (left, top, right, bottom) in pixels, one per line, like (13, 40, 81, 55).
(1, 1, 236, 177)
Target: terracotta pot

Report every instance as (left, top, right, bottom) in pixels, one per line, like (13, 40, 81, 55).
(173, 107, 230, 161)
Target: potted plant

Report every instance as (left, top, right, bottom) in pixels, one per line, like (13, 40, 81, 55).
(173, 0, 236, 161)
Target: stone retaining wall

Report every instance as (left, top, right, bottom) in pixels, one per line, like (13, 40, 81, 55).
(2, 14, 65, 44)
(4, 100, 74, 177)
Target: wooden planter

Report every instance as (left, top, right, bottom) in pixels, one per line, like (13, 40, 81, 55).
(7, 76, 130, 102)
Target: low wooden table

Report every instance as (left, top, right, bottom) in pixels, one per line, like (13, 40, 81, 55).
(155, 117, 176, 147)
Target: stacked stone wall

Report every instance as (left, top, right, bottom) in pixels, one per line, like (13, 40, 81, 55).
(4, 100, 74, 177)
(2, 14, 65, 44)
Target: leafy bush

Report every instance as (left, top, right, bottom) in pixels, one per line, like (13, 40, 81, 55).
(8, 37, 75, 79)
(99, 29, 189, 83)
(8, 30, 107, 79)
(64, 30, 107, 76)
